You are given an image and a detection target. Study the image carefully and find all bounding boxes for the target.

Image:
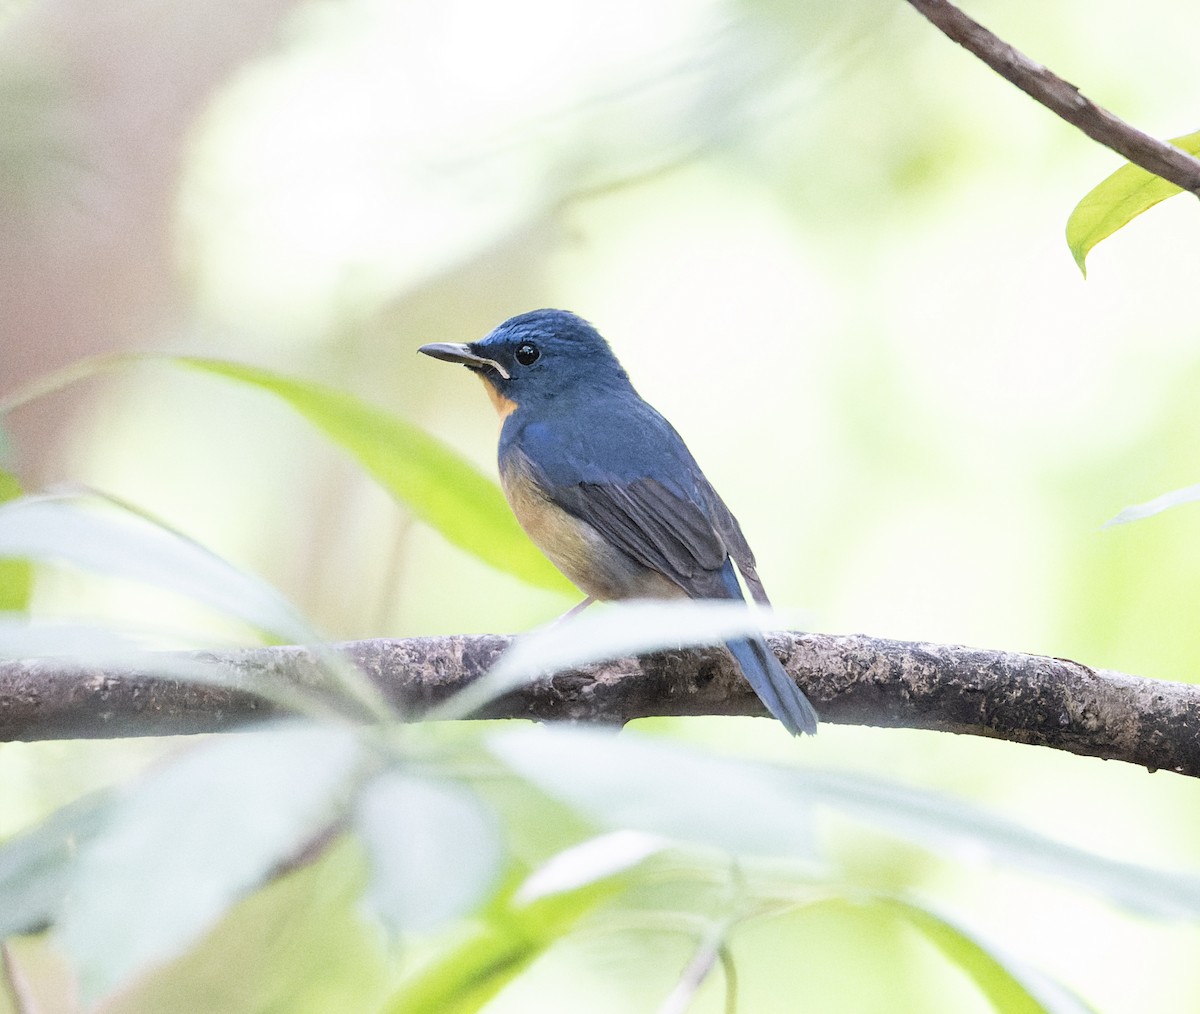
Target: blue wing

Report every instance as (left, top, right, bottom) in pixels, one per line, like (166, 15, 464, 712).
(505, 396, 767, 600)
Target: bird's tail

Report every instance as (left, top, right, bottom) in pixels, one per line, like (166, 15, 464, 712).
(725, 635, 819, 736)
(714, 558, 817, 736)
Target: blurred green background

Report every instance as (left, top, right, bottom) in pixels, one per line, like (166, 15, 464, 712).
(2, 0, 1200, 1010)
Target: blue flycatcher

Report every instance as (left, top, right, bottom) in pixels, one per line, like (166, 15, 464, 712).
(420, 309, 817, 735)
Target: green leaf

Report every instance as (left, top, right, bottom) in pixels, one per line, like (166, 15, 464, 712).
(489, 726, 817, 860)
(1066, 130, 1200, 276)
(0, 792, 115, 938)
(793, 769, 1200, 922)
(355, 771, 502, 933)
(0, 352, 570, 594)
(382, 841, 637, 1014)
(497, 732, 1200, 921)
(0, 469, 31, 612)
(0, 494, 312, 643)
(57, 722, 362, 1002)
(882, 897, 1098, 1014)
(109, 840, 388, 1014)
(0, 493, 391, 721)
(172, 358, 572, 595)
(1103, 481, 1200, 527)
(511, 830, 667, 904)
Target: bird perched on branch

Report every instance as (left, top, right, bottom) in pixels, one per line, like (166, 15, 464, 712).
(419, 309, 817, 735)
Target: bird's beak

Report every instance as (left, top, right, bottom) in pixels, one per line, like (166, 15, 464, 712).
(417, 342, 511, 380)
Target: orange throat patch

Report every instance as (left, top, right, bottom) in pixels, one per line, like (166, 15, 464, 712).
(479, 375, 518, 421)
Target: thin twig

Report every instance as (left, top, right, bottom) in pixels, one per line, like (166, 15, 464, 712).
(658, 925, 731, 1014)
(906, 0, 1200, 195)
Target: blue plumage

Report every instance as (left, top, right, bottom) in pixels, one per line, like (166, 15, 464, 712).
(715, 559, 817, 737)
(418, 309, 818, 736)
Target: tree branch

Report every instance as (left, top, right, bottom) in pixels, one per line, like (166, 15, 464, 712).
(905, 0, 1200, 196)
(2, 632, 1198, 777)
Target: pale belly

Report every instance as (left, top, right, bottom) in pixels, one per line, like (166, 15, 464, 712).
(500, 463, 685, 602)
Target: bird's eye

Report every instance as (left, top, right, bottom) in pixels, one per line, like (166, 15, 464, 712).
(515, 342, 540, 366)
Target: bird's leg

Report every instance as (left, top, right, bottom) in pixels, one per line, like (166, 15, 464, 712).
(554, 596, 595, 624)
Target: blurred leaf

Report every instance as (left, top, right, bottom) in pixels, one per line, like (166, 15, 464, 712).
(1066, 130, 1200, 276)
(0, 470, 31, 612)
(171, 358, 572, 595)
(882, 897, 1097, 1014)
(109, 840, 387, 1014)
(513, 829, 667, 905)
(58, 722, 361, 1002)
(489, 726, 817, 860)
(495, 732, 1200, 921)
(794, 770, 1200, 922)
(0, 792, 114, 938)
(1103, 482, 1200, 527)
(383, 906, 576, 1014)
(0, 618, 135, 660)
(0, 495, 312, 642)
(433, 598, 787, 720)
(0, 494, 391, 720)
(355, 771, 502, 933)
(384, 841, 637, 1014)
(0, 616, 363, 727)
(1, 353, 569, 593)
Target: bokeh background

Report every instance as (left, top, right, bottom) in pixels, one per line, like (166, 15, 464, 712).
(2, 0, 1200, 1010)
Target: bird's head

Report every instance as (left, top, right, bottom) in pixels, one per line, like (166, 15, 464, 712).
(418, 309, 627, 418)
